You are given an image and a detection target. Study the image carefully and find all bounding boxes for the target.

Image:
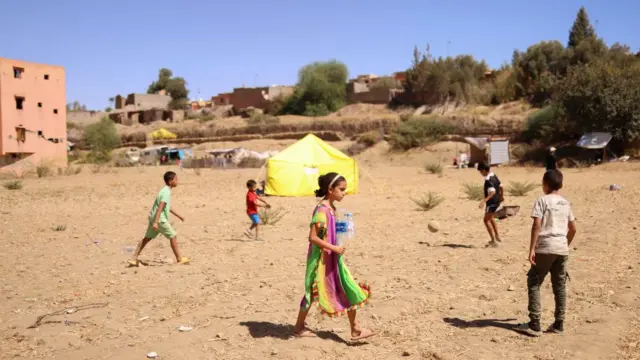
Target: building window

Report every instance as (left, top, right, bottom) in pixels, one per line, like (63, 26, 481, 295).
(44, 74, 50, 80)
(15, 97, 25, 110)
(13, 67, 24, 79)
(53, 109, 58, 114)
(38, 102, 43, 108)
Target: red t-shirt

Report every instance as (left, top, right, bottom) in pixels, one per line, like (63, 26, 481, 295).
(246, 191, 258, 214)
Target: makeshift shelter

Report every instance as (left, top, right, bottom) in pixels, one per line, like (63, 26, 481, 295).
(149, 128, 177, 140)
(463, 137, 510, 166)
(265, 134, 358, 197)
(576, 132, 614, 162)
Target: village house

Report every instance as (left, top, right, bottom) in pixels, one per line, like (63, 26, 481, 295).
(211, 85, 294, 111)
(109, 91, 175, 125)
(346, 73, 405, 104)
(0, 57, 67, 170)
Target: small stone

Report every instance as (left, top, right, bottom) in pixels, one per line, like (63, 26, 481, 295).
(402, 350, 411, 356)
(507, 285, 515, 292)
(573, 247, 578, 251)
(608, 290, 615, 295)
(491, 337, 500, 343)
(271, 349, 279, 356)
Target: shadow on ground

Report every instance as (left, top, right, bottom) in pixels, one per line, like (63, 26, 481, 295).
(239, 321, 368, 345)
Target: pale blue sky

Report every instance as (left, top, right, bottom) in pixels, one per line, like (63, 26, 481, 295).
(1, 0, 638, 110)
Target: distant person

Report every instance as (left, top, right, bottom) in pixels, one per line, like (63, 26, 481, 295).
(477, 162, 504, 247)
(128, 171, 190, 267)
(517, 170, 577, 336)
(293, 172, 376, 341)
(244, 180, 271, 241)
(545, 147, 557, 171)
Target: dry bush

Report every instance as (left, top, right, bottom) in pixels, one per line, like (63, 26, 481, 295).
(259, 207, 287, 225)
(390, 116, 455, 150)
(411, 192, 444, 211)
(3, 180, 23, 190)
(357, 130, 382, 147)
(36, 165, 53, 178)
(237, 157, 266, 168)
(246, 113, 280, 126)
(507, 181, 537, 196)
(462, 183, 484, 200)
(425, 162, 443, 174)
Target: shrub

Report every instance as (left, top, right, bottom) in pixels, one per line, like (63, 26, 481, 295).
(507, 181, 538, 196)
(389, 116, 455, 150)
(37, 165, 52, 178)
(3, 180, 23, 190)
(411, 192, 444, 211)
(259, 207, 287, 225)
(58, 166, 82, 176)
(462, 183, 484, 200)
(357, 131, 381, 147)
(524, 104, 567, 143)
(85, 117, 121, 164)
(425, 162, 443, 174)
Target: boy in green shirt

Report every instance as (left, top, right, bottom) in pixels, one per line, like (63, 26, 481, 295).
(128, 171, 190, 266)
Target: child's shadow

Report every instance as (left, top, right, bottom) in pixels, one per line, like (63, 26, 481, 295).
(239, 321, 365, 346)
(443, 317, 533, 336)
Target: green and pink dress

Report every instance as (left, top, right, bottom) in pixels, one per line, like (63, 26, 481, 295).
(300, 204, 371, 317)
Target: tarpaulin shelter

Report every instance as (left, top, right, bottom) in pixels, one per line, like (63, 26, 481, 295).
(576, 132, 615, 162)
(149, 128, 177, 140)
(265, 134, 358, 197)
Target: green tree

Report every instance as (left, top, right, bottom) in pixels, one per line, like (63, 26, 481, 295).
(66, 101, 88, 112)
(84, 117, 121, 163)
(511, 41, 568, 105)
(281, 60, 348, 116)
(555, 60, 640, 145)
(147, 68, 189, 110)
(568, 6, 596, 48)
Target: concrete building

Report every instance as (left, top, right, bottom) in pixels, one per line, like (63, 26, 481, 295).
(114, 93, 171, 110)
(0, 57, 67, 169)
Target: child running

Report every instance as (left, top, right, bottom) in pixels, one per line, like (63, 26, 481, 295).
(293, 172, 375, 341)
(244, 179, 271, 241)
(128, 171, 190, 266)
(477, 162, 504, 247)
(518, 170, 577, 336)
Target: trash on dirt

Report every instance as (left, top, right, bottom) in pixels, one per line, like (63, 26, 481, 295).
(147, 351, 159, 358)
(65, 308, 77, 314)
(610, 184, 622, 191)
(121, 246, 135, 253)
(178, 325, 193, 332)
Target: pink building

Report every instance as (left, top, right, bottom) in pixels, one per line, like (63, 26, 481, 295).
(0, 57, 67, 170)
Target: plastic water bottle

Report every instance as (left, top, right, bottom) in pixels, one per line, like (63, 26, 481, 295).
(345, 212, 355, 241)
(335, 210, 348, 247)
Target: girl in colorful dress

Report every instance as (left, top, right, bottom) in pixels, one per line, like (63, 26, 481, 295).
(293, 172, 375, 341)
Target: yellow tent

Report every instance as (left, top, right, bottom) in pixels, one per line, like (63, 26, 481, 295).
(265, 134, 358, 197)
(149, 128, 177, 140)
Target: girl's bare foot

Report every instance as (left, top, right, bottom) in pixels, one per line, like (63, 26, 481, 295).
(293, 327, 316, 338)
(351, 328, 376, 341)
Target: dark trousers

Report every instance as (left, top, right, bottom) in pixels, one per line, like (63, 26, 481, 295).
(527, 254, 568, 323)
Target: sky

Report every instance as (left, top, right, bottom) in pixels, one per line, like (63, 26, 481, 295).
(1, 0, 638, 110)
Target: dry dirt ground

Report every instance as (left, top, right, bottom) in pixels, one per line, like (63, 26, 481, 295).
(1, 141, 639, 360)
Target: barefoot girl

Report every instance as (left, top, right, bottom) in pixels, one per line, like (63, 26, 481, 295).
(293, 172, 375, 341)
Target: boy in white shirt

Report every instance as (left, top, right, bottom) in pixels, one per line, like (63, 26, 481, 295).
(518, 170, 577, 336)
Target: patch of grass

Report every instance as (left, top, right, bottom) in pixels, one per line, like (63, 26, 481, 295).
(52, 224, 67, 232)
(462, 183, 484, 201)
(36, 165, 53, 178)
(259, 207, 287, 225)
(507, 181, 537, 196)
(237, 157, 266, 168)
(425, 162, 443, 175)
(246, 113, 280, 126)
(411, 192, 444, 211)
(3, 180, 23, 190)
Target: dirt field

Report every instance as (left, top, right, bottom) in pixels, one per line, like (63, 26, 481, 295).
(1, 141, 639, 360)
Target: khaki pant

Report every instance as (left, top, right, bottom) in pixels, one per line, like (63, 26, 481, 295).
(527, 254, 569, 322)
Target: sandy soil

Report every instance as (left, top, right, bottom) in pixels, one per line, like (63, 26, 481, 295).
(1, 141, 639, 360)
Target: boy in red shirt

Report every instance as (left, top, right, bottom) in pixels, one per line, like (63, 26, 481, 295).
(245, 179, 271, 241)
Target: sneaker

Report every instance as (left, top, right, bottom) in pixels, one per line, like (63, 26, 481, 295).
(546, 321, 564, 334)
(485, 241, 499, 248)
(516, 322, 542, 337)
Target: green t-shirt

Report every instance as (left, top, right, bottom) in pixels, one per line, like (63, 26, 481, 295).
(149, 186, 171, 223)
